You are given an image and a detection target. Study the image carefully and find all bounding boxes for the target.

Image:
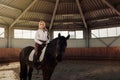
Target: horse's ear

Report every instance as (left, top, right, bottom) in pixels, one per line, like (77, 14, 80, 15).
(66, 34, 70, 39)
(58, 33, 61, 37)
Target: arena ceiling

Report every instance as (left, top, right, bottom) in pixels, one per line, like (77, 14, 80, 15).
(0, 0, 120, 30)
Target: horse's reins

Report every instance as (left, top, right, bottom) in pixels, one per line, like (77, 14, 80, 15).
(54, 38, 61, 63)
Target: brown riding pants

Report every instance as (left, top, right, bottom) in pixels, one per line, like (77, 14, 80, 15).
(34, 43, 46, 59)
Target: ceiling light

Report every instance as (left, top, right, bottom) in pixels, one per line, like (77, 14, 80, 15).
(0, 4, 15, 10)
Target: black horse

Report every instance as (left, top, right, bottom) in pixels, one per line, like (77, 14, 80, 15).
(19, 33, 70, 80)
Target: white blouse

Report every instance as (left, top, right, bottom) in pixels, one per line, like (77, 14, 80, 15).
(34, 29, 49, 45)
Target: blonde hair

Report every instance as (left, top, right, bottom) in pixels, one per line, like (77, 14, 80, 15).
(39, 21, 46, 27)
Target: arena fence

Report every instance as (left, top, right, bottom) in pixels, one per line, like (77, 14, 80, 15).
(0, 47, 120, 62)
(64, 47, 120, 60)
(0, 48, 21, 62)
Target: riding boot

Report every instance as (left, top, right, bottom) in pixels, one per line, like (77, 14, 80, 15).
(34, 43, 45, 69)
(33, 53, 41, 69)
(33, 54, 38, 65)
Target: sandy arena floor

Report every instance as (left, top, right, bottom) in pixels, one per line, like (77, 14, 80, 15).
(1, 60, 120, 80)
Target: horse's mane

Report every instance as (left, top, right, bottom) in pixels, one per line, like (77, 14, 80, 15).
(46, 37, 58, 53)
(48, 38, 58, 45)
(47, 36, 67, 49)
(42, 38, 59, 63)
(45, 36, 67, 62)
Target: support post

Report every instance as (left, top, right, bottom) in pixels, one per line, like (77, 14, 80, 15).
(84, 28, 90, 48)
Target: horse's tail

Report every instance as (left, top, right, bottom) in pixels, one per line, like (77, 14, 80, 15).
(19, 46, 34, 80)
(19, 49, 24, 63)
(19, 50, 28, 80)
(20, 61, 27, 80)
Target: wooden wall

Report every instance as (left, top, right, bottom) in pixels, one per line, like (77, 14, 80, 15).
(0, 48, 21, 62)
(64, 47, 120, 60)
(0, 47, 120, 62)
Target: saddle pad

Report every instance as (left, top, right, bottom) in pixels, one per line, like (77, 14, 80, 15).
(39, 46, 47, 61)
(29, 49, 35, 61)
(29, 46, 47, 62)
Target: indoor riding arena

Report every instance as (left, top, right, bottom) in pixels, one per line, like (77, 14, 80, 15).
(0, 0, 120, 80)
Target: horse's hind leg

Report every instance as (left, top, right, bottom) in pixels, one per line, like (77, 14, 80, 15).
(20, 62, 27, 80)
(28, 66, 33, 80)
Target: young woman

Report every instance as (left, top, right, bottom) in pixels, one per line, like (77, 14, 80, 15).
(34, 21, 49, 66)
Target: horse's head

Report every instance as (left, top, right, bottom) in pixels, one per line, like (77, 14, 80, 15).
(46, 33, 70, 62)
(56, 33, 70, 62)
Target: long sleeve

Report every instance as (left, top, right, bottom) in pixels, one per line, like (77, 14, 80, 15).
(34, 29, 49, 45)
(34, 31, 43, 45)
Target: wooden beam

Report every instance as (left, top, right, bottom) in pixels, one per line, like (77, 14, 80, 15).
(87, 16, 120, 22)
(91, 20, 120, 28)
(76, 0, 89, 47)
(7, 0, 38, 47)
(108, 35, 120, 47)
(26, 11, 52, 16)
(0, 23, 8, 27)
(49, 0, 59, 31)
(0, 3, 22, 12)
(55, 19, 82, 23)
(91, 33, 109, 47)
(76, 0, 87, 29)
(0, 17, 9, 25)
(0, 15, 14, 25)
(102, 0, 120, 16)
(0, 13, 15, 20)
(19, 19, 50, 24)
(15, 20, 50, 27)
(9, 0, 38, 29)
(15, 25, 37, 29)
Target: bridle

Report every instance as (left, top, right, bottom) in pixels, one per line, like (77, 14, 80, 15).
(55, 38, 60, 57)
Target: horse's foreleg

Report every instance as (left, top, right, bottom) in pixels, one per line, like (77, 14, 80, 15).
(28, 67, 33, 80)
(42, 66, 55, 80)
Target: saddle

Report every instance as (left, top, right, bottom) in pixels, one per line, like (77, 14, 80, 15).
(29, 45, 47, 62)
